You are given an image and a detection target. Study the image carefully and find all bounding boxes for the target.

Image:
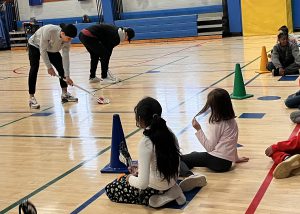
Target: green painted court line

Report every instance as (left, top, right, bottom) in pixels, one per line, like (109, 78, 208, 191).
(0, 134, 111, 139)
(168, 55, 262, 113)
(0, 107, 53, 128)
(0, 128, 142, 214)
(1, 44, 265, 213)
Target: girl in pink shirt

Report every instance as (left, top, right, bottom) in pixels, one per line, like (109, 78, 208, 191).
(180, 88, 249, 176)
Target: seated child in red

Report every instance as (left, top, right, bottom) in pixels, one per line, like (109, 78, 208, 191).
(265, 134, 300, 179)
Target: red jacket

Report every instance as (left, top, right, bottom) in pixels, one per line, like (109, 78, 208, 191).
(272, 134, 300, 155)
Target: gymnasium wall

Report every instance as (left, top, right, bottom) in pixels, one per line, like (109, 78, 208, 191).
(122, 0, 221, 12)
(241, 0, 293, 36)
(18, 0, 221, 20)
(18, 0, 98, 20)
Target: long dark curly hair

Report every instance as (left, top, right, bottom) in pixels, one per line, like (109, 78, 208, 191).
(134, 97, 180, 183)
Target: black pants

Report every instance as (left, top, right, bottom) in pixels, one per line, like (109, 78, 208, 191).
(28, 45, 67, 95)
(285, 90, 300, 108)
(78, 32, 112, 79)
(179, 152, 232, 176)
(267, 61, 300, 75)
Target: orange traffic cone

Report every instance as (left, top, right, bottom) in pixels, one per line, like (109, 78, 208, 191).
(256, 46, 269, 74)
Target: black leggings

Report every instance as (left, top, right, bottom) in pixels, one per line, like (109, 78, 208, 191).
(28, 45, 67, 94)
(78, 32, 112, 79)
(180, 152, 232, 176)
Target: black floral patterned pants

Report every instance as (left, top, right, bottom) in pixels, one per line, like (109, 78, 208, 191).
(105, 175, 160, 205)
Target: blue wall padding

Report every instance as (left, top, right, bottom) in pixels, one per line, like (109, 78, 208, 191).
(227, 0, 242, 33)
(121, 5, 222, 19)
(29, 0, 42, 6)
(101, 0, 114, 24)
(115, 15, 197, 40)
(292, 0, 300, 29)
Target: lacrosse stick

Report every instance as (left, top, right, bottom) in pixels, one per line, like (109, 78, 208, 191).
(55, 74, 110, 104)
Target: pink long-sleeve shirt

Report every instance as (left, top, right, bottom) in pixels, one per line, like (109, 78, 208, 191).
(195, 118, 239, 162)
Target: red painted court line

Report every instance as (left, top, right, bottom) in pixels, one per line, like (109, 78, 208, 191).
(245, 124, 300, 214)
(13, 66, 27, 74)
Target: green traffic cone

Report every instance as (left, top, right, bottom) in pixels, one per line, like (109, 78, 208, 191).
(230, 63, 253, 100)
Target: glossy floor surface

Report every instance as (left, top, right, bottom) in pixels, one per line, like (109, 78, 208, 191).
(1, 35, 300, 213)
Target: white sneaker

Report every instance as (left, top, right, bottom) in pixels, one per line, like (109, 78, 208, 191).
(273, 154, 300, 179)
(89, 76, 101, 83)
(100, 77, 118, 84)
(29, 97, 40, 109)
(179, 174, 207, 192)
(107, 70, 120, 82)
(61, 92, 78, 103)
(149, 183, 186, 208)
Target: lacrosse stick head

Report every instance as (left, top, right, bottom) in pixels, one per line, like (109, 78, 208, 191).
(97, 96, 110, 104)
(119, 140, 132, 167)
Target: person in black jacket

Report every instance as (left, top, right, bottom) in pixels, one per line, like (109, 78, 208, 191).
(79, 24, 135, 84)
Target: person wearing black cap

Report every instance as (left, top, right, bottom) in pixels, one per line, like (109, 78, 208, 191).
(27, 23, 78, 109)
(79, 24, 135, 84)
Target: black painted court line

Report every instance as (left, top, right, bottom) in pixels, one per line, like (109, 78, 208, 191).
(1, 43, 264, 213)
(69, 120, 206, 213)
(0, 128, 141, 214)
(0, 106, 53, 128)
(0, 134, 111, 139)
(167, 55, 262, 113)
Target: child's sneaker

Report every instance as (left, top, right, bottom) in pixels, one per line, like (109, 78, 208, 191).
(179, 174, 207, 192)
(273, 154, 300, 179)
(149, 183, 186, 208)
(29, 97, 40, 109)
(89, 76, 101, 83)
(100, 70, 120, 84)
(100, 77, 118, 85)
(107, 70, 120, 82)
(61, 92, 78, 103)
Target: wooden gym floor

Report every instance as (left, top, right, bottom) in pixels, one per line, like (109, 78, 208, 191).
(1, 35, 300, 214)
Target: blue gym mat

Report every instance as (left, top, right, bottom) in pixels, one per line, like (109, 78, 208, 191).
(278, 76, 298, 81)
(239, 113, 265, 119)
(163, 186, 202, 209)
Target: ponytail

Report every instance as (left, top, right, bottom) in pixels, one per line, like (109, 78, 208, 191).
(143, 114, 180, 183)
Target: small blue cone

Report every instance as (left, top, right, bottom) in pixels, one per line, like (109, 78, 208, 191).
(101, 114, 129, 173)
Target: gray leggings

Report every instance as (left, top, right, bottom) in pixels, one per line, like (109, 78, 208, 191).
(179, 152, 232, 177)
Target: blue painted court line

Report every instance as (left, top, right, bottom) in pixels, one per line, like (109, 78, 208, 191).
(0, 106, 53, 128)
(146, 70, 160, 73)
(2, 43, 263, 213)
(239, 113, 265, 119)
(0, 129, 143, 214)
(70, 188, 107, 214)
(70, 183, 202, 212)
(32, 112, 53, 117)
(257, 96, 281, 101)
(278, 76, 298, 81)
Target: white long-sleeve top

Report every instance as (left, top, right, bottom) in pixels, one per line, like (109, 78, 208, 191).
(195, 118, 238, 162)
(128, 135, 176, 190)
(28, 24, 71, 76)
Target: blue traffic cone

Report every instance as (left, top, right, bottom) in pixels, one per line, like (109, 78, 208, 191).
(101, 114, 130, 173)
